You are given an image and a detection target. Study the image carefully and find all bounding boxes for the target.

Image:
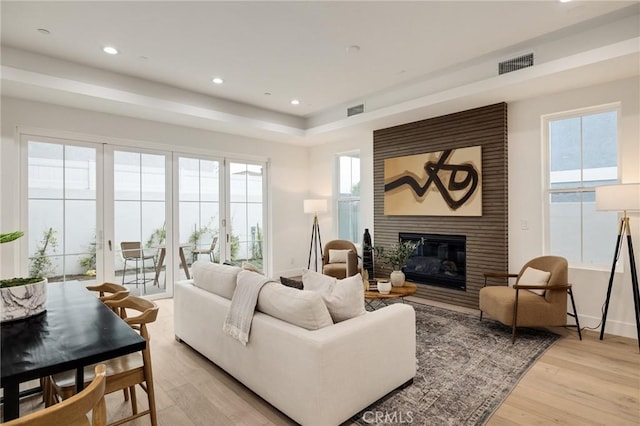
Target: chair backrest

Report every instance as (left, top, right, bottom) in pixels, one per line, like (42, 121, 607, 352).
(517, 255, 568, 303)
(121, 241, 144, 260)
(209, 236, 218, 251)
(322, 240, 358, 266)
(86, 282, 130, 302)
(5, 364, 107, 426)
(104, 295, 159, 341)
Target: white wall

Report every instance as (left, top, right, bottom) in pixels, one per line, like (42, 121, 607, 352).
(0, 97, 310, 279)
(307, 134, 374, 250)
(509, 76, 640, 338)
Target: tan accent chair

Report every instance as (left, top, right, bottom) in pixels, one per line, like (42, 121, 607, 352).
(48, 296, 159, 426)
(479, 256, 581, 343)
(322, 240, 359, 279)
(9, 364, 107, 426)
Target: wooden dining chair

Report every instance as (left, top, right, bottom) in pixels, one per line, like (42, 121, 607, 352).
(8, 364, 107, 426)
(48, 296, 159, 426)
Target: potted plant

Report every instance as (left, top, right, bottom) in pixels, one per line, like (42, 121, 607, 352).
(371, 240, 418, 287)
(0, 231, 48, 322)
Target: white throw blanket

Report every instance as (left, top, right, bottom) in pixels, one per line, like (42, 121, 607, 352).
(223, 273, 274, 345)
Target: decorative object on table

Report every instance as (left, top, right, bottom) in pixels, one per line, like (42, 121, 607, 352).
(377, 280, 391, 295)
(371, 240, 418, 287)
(596, 182, 640, 350)
(361, 269, 370, 291)
(304, 199, 327, 272)
(362, 228, 374, 280)
(0, 231, 48, 323)
(352, 301, 560, 426)
(383, 146, 482, 216)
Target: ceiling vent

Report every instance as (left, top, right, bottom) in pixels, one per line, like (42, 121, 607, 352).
(347, 103, 365, 117)
(498, 53, 534, 75)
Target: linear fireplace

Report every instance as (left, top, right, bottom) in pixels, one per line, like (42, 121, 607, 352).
(399, 233, 466, 291)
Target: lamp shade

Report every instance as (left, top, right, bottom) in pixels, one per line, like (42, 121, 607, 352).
(595, 183, 640, 212)
(303, 199, 327, 214)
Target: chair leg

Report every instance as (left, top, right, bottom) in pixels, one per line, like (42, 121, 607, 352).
(130, 385, 138, 414)
(512, 290, 520, 344)
(122, 259, 128, 285)
(479, 310, 483, 321)
(567, 287, 583, 341)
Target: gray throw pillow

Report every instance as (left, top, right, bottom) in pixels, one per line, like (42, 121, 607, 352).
(280, 276, 303, 290)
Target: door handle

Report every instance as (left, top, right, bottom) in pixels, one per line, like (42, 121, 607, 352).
(108, 240, 112, 251)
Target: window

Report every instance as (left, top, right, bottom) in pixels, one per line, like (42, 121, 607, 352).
(545, 106, 619, 267)
(337, 153, 361, 243)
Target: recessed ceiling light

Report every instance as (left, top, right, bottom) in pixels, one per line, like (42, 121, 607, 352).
(290, 99, 300, 105)
(37, 28, 50, 35)
(103, 46, 119, 55)
(559, 0, 572, 3)
(212, 77, 224, 85)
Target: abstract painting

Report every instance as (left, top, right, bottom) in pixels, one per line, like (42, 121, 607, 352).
(384, 146, 482, 216)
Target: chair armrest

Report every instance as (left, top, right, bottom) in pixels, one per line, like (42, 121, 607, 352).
(482, 272, 518, 287)
(483, 272, 518, 279)
(513, 284, 571, 290)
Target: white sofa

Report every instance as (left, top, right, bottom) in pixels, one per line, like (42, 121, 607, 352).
(174, 263, 416, 426)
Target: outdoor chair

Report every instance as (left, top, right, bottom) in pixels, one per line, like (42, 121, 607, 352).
(193, 236, 218, 262)
(120, 241, 156, 292)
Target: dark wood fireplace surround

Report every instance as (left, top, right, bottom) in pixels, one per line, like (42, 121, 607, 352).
(373, 103, 508, 309)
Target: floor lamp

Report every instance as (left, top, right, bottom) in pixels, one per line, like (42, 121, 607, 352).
(304, 199, 327, 272)
(595, 183, 640, 350)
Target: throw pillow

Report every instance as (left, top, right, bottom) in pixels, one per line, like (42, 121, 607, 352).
(302, 269, 336, 298)
(518, 267, 552, 296)
(192, 261, 242, 300)
(280, 276, 303, 290)
(328, 249, 351, 264)
(302, 270, 366, 322)
(256, 283, 333, 330)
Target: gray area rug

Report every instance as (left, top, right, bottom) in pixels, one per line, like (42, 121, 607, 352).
(354, 302, 560, 425)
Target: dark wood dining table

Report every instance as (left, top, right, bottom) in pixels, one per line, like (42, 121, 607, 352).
(0, 281, 146, 421)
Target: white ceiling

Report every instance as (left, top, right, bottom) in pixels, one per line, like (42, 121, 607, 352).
(1, 1, 639, 144)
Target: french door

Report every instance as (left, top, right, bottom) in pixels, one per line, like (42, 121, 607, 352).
(24, 137, 103, 284)
(24, 136, 268, 296)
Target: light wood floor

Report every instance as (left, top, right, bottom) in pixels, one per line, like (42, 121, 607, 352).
(8, 298, 640, 425)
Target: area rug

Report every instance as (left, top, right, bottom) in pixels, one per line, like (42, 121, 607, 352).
(353, 301, 560, 425)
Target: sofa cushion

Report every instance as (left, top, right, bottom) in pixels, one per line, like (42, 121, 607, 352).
(302, 270, 366, 322)
(192, 261, 242, 300)
(257, 283, 333, 330)
(518, 267, 551, 296)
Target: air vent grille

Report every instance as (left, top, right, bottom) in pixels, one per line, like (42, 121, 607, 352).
(347, 104, 365, 117)
(498, 53, 534, 75)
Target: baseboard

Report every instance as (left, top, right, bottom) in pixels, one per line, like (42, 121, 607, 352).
(578, 313, 638, 339)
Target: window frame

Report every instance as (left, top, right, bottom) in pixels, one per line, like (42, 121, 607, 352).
(542, 102, 621, 270)
(335, 151, 361, 244)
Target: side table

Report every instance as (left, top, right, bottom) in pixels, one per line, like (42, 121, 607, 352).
(365, 282, 417, 310)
